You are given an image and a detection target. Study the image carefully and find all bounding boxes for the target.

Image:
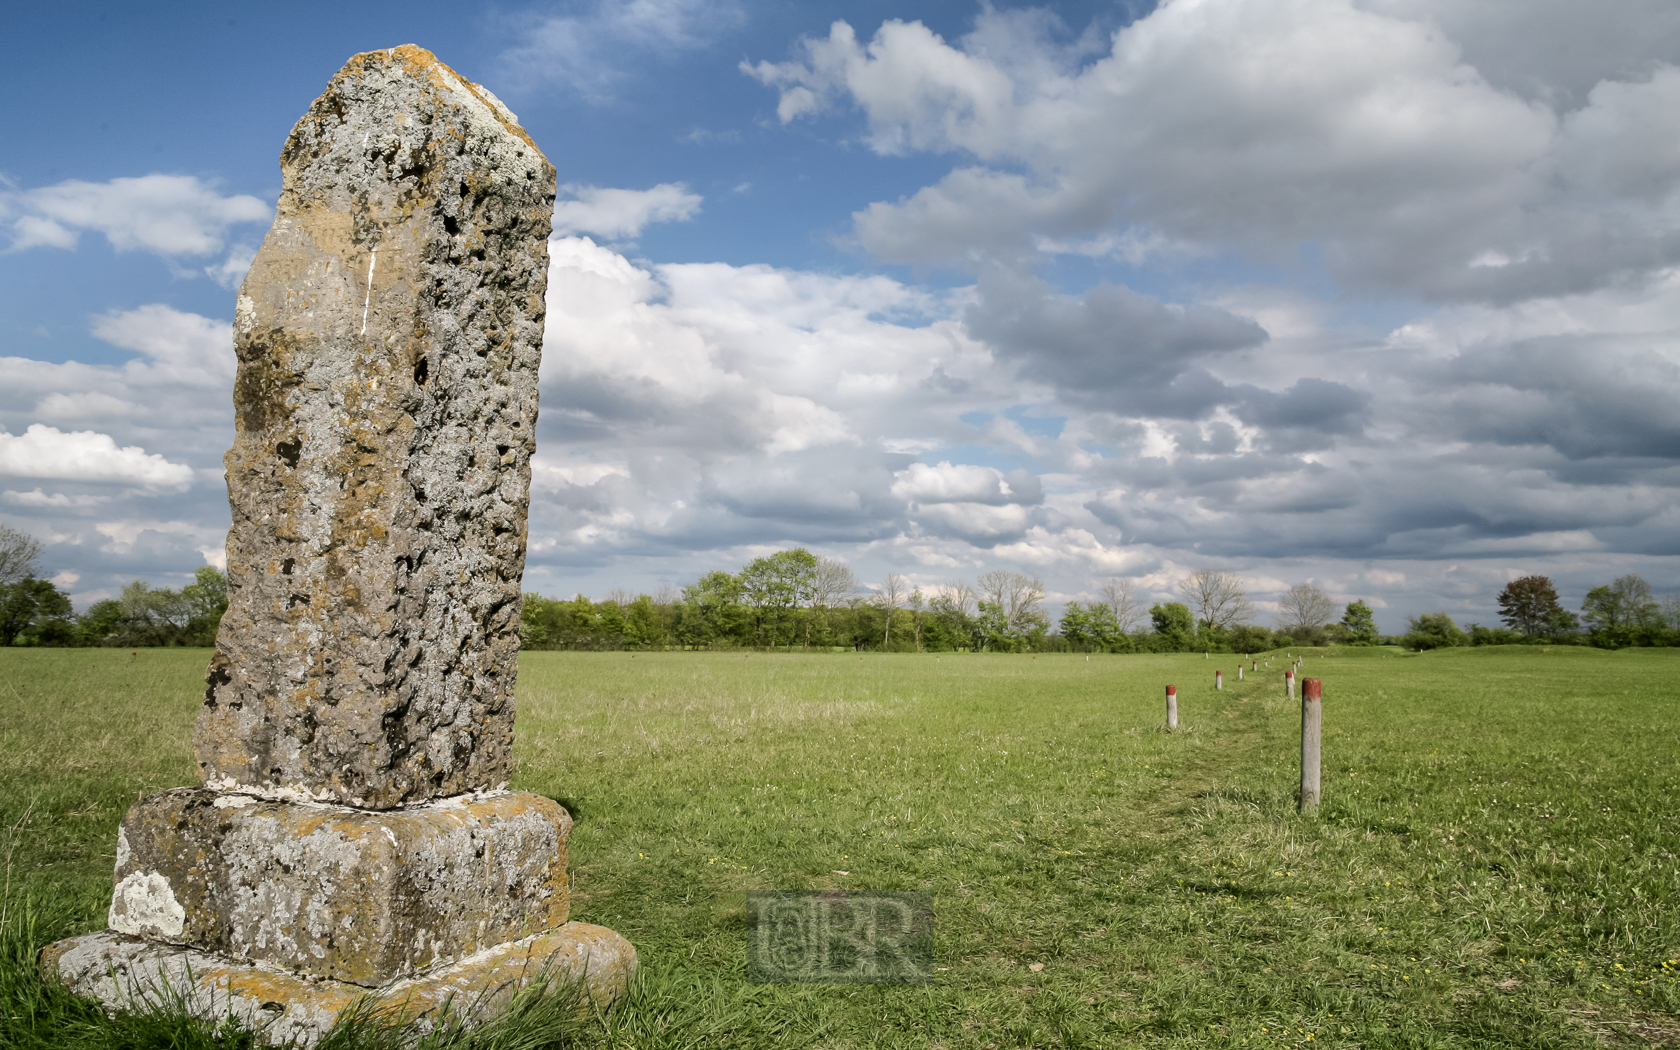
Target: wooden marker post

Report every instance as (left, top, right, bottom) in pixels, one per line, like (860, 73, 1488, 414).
(1166, 685, 1178, 730)
(1215, 670, 1223, 690)
(1300, 677, 1323, 814)
(1285, 669, 1295, 699)
(1237, 665, 1244, 681)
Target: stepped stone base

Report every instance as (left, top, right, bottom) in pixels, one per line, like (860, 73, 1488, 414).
(42, 923, 635, 1048)
(110, 789, 571, 985)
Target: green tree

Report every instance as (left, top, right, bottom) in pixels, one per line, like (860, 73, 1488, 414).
(1059, 601, 1094, 648)
(104, 580, 192, 646)
(1059, 601, 1124, 651)
(1496, 575, 1562, 636)
(974, 600, 1015, 651)
(0, 578, 72, 646)
(1403, 611, 1466, 651)
(907, 587, 927, 651)
(75, 599, 126, 646)
(680, 571, 749, 648)
(740, 549, 819, 647)
(625, 595, 664, 648)
(1581, 575, 1661, 633)
(1229, 624, 1273, 653)
(519, 593, 556, 648)
(181, 566, 229, 645)
(1150, 601, 1195, 651)
(1340, 600, 1378, 643)
(927, 587, 978, 651)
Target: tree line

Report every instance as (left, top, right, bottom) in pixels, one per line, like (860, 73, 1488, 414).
(5, 520, 1676, 652)
(2, 521, 228, 647)
(1402, 574, 1680, 650)
(519, 550, 1065, 652)
(520, 560, 1379, 654)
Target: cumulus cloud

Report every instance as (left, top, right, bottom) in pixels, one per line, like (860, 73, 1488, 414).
(892, 461, 1042, 506)
(749, 1, 1680, 302)
(552, 183, 703, 240)
(90, 305, 235, 387)
(0, 425, 194, 489)
(0, 305, 235, 440)
(1, 174, 269, 260)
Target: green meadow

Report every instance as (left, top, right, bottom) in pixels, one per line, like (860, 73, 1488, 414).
(1, 646, 1676, 1048)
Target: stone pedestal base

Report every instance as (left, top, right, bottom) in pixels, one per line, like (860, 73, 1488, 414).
(43, 923, 636, 1048)
(111, 788, 571, 985)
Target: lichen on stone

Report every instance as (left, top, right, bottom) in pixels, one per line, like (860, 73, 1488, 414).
(197, 44, 558, 810)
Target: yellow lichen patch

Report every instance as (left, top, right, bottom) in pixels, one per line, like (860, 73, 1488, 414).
(335, 45, 548, 157)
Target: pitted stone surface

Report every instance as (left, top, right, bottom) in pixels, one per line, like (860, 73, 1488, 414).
(44, 923, 635, 1049)
(110, 788, 570, 986)
(198, 44, 558, 808)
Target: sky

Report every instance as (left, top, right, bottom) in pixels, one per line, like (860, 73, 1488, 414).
(4, 0, 1680, 634)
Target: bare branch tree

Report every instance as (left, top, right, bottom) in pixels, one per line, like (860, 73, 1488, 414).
(977, 569, 1047, 633)
(1276, 582, 1337, 631)
(0, 522, 44, 585)
(811, 556, 858, 608)
(876, 573, 909, 647)
(1096, 577, 1144, 633)
(935, 579, 977, 619)
(1179, 568, 1254, 630)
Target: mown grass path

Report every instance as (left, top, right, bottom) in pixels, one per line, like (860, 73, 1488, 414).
(1, 646, 1676, 1048)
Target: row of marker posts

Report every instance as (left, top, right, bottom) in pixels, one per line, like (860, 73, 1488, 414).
(1166, 660, 1323, 814)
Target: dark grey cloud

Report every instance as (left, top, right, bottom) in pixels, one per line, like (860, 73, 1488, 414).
(1428, 334, 1680, 460)
(1360, 0, 1680, 108)
(1232, 378, 1372, 451)
(963, 270, 1268, 417)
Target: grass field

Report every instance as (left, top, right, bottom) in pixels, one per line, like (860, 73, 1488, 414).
(1, 645, 1677, 1048)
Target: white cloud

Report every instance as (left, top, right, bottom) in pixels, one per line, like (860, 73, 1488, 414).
(892, 461, 1039, 505)
(911, 501, 1040, 542)
(500, 0, 744, 99)
(0, 306, 235, 454)
(4, 488, 112, 508)
(521, 231, 1680, 624)
(2, 174, 269, 259)
(743, 19, 1015, 148)
(205, 243, 258, 287)
(94, 519, 226, 568)
(89, 304, 235, 387)
(0, 425, 194, 489)
(552, 183, 703, 240)
(750, 2, 1680, 301)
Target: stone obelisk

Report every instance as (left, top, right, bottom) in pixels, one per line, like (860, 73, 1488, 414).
(44, 46, 634, 1044)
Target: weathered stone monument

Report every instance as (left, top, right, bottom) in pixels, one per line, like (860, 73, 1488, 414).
(43, 45, 634, 1043)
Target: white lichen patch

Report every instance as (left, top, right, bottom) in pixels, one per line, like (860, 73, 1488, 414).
(109, 872, 186, 938)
